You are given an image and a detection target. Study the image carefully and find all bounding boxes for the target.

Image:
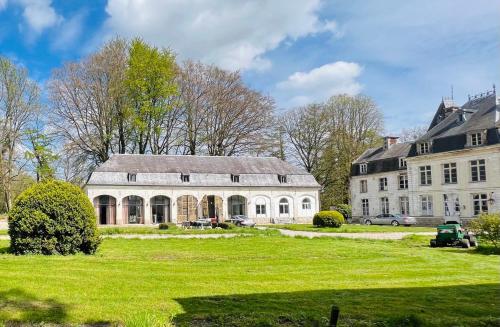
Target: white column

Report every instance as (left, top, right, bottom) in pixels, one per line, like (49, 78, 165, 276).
(116, 199, 124, 225)
(144, 197, 152, 224)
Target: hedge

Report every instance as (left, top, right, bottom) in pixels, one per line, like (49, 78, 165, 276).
(8, 180, 101, 255)
(313, 210, 345, 228)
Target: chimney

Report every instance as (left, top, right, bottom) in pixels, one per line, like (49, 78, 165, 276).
(383, 136, 399, 150)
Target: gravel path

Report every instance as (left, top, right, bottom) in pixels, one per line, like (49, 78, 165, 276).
(0, 226, 435, 241)
(276, 229, 435, 240)
(0, 233, 251, 241)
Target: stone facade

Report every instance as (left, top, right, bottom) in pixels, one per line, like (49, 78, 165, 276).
(350, 90, 500, 225)
(85, 155, 321, 225)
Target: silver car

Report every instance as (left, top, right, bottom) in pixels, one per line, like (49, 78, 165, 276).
(230, 215, 256, 227)
(364, 214, 417, 226)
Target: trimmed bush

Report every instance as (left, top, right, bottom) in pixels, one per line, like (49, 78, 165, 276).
(8, 180, 101, 255)
(211, 222, 232, 229)
(158, 223, 169, 230)
(470, 213, 500, 248)
(334, 204, 352, 220)
(313, 210, 345, 228)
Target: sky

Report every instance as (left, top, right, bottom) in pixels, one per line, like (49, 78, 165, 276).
(0, 0, 499, 134)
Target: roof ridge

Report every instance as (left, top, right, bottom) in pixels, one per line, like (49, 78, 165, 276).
(110, 153, 280, 159)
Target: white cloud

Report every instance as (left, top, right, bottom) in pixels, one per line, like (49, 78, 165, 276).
(277, 61, 363, 106)
(19, 0, 62, 34)
(0, 0, 7, 11)
(51, 12, 85, 50)
(102, 0, 338, 71)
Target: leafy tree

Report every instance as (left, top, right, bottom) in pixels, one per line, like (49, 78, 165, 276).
(25, 129, 57, 182)
(125, 38, 178, 154)
(317, 94, 383, 208)
(0, 56, 40, 211)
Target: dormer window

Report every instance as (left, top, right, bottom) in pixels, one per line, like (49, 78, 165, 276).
(399, 157, 407, 168)
(470, 132, 484, 147)
(231, 174, 240, 183)
(127, 173, 136, 182)
(181, 174, 190, 182)
(278, 174, 287, 183)
(359, 163, 367, 174)
(418, 142, 430, 154)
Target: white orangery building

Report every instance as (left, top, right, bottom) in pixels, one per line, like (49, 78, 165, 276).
(85, 154, 321, 225)
(350, 89, 500, 225)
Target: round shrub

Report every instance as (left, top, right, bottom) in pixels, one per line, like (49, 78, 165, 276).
(8, 180, 101, 255)
(158, 223, 169, 230)
(313, 210, 345, 228)
(334, 204, 352, 220)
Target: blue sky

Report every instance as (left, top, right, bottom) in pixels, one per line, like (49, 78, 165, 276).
(1, 0, 499, 134)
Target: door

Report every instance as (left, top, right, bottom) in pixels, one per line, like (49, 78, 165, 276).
(99, 206, 107, 225)
(208, 196, 216, 218)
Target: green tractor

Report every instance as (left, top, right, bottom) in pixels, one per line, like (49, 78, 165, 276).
(430, 223, 478, 248)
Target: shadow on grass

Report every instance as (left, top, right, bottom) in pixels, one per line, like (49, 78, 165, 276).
(0, 246, 9, 254)
(173, 284, 500, 327)
(440, 245, 500, 256)
(0, 288, 67, 324)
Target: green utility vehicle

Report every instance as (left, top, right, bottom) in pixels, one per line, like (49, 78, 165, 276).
(430, 223, 478, 248)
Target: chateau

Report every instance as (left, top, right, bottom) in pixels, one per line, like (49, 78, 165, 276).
(85, 155, 320, 225)
(350, 89, 500, 224)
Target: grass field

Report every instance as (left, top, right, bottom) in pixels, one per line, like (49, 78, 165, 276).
(268, 224, 436, 233)
(0, 234, 498, 326)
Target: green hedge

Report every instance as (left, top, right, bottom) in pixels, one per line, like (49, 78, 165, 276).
(334, 204, 352, 220)
(313, 210, 345, 228)
(470, 213, 500, 248)
(8, 180, 101, 255)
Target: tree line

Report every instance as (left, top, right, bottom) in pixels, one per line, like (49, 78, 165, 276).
(1, 37, 392, 212)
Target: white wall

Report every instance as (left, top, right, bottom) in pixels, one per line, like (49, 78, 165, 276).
(86, 185, 320, 225)
(407, 145, 500, 219)
(350, 171, 409, 219)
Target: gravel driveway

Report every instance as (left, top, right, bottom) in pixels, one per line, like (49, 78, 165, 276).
(276, 229, 435, 240)
(0, 233, 251, 241)
(0, 226, 435, 241)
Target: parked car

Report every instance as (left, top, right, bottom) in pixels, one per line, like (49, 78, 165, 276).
(364, 214, 417, 226)
(229, 215, 256, 227)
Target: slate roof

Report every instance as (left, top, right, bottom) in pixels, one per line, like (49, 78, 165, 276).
(417, 93, 497, 142)
(95, 154, 309, 175)
(353, 143, 411, 164)
(351, 90, 499, 176)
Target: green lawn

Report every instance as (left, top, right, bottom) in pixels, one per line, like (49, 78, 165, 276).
(0, 235, 499, 326)
(97, 224, 272, 235)
(268, 224, 436, 233)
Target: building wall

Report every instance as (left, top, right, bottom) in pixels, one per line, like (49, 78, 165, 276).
(350, 144, 500, 225)
(85, 185, 320, 225)
(350, 170, 409, 222)
(407, 144, 500, 223)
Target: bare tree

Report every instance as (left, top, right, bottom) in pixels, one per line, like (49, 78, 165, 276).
(399, 125, 427, 142)
(49, 39, 128, 169)
(203, 66, 274, 156)
(0, 57, 40, 210)
(281, 103, 329, 173)
(177, 60, 210, 155)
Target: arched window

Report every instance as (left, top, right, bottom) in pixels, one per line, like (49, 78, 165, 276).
(279, 198, 289, 214)
(302, 198, 312, 210)
(123, 196, 144, 224)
